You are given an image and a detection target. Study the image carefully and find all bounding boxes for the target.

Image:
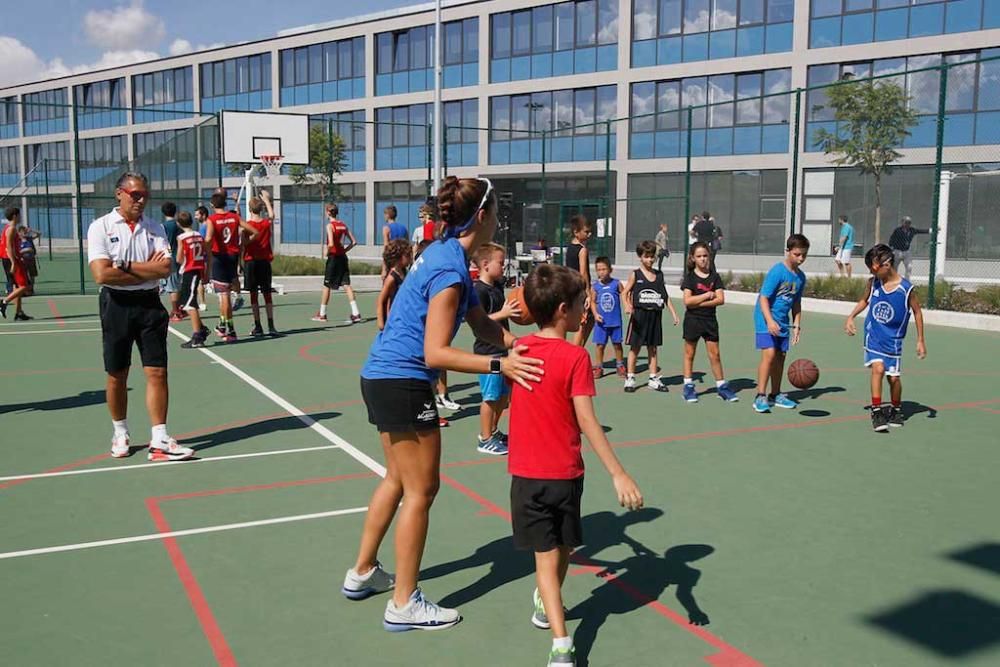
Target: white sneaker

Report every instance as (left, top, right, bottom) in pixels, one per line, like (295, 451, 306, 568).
(623, 376, 637, 393)
(110, 434, 131, 458)
(383, 588, 461, 632)
(342, 561, 395, 600)
(147, 438, 195, 462)
(435, 394, 460, 411)
(647, 376, 668, 392)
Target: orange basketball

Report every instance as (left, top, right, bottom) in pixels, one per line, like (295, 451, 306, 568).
(787, 358, 819, 389)
(507, 285, 534, 326)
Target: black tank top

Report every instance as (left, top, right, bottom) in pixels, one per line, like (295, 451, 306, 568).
(631, 268, 667, 311)
(565, 243, 583, 273)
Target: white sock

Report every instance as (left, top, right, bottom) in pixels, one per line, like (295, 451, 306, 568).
(553, 636, 573, 650)
(112, 419, 129, 437)
(319, 304, 328, 317)
(716, 379, 727, 387)
(684, 377, 693, 385)
(151, 424, 168, 445)
(350, 300, 360, 317)
(627, 373, 634, 379)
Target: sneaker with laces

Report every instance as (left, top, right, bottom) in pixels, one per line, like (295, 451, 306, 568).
(773, 393, 797, 409)
(717, 383, 739, 402)
(592, 366, 602, 380)
(181, 333, 206, 349)
(616, 365, 626, 378)
(110, 434, 131, 458)
(682, 383, 698, 403)
(383, 588, 461, 632)
(268, 327, 282, 337)
(14, 311, 33, 321)
(232, 295, 244, 311)
(532, 588, 550, 629)
(753, 395, 771, 413)
(477, 433, 508, 456)
(871, 405, 890, 433)
(436, 394, 461, 411)
(492, 429, 508, 444)
(547, 645, 576, 666)
(250, 324, 264, 337)
(888, 405, 904, 427)
(147, 438, 195, 462)
(215, 325, 227, 338)
(623, 375, 636, 393)
(647, 376, 668, 392)
(350, 314, 363, 324)
(0, 300, 7, 318)
(311, 313, 328, 322)
(168, 310, 185, 323)
(342, 561, 395, 600)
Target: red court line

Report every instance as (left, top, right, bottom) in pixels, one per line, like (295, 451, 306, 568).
(46, 299, 65, 327)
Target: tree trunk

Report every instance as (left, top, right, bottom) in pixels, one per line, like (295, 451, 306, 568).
(874, 172, 882, 243)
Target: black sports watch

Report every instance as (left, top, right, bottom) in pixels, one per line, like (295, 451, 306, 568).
(489, 357, 502, 375)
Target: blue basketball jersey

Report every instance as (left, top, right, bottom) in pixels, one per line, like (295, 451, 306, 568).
(593, 278, 622, 328)
(864, 278, 913, 357)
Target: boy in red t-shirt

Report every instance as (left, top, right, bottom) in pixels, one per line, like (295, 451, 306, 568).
(175, 211, 209, 348)
(508, 264, 644, 667)
(243, 190, 279, 337)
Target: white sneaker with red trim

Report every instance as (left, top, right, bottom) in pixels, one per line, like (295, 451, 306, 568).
(147, 438, 195, 462)
(110, 434, 131, 458)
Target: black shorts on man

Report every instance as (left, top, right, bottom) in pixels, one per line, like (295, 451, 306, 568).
(244, 259, 272, 294)
(99, 288, 168, 373)
(324, 254, 351, 289)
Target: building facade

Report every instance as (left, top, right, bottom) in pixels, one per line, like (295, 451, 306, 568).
(1, 0, 998, 272)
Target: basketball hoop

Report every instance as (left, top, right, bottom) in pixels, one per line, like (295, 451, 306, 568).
(259, 154, 284, 180)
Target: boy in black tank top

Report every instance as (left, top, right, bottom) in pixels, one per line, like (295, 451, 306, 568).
(566, 215, 594, 347)
(622, 241, 679, 393)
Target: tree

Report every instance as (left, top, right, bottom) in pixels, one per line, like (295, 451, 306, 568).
(287, 123, 348, 203)
(813, 77, 918, 243)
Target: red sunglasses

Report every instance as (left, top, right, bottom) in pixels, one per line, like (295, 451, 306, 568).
(120, 188, 149, 202)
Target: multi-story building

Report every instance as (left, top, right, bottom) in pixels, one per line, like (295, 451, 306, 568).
(1, 0, 998, 271)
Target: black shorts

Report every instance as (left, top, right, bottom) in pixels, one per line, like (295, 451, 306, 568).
(324, 254, 351, 289)
(99, 288, 168, 373)
(244, 259, 273, 294)
(627, 309, 663, 347)
(510, 476, 585, 552)
(2, 257, 11, 291)
(360, 376, 439, 433)
(211, 253, 239, 289)
(179, 271, 202, 311)
(683, 314, 719, 342)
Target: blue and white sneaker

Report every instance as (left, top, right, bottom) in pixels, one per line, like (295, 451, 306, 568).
(753, 395, 771, 413)
(492, 429, 508, 444)
(682, 383, 698, 403)
(342, 561, 395, 600)
(477, 433, 508, 456)
(383, 588, 461, 632)
(773, 393, 798, 409)
(717, 383, 739, 402)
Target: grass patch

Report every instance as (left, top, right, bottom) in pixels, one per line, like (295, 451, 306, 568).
(271, 254, 381, 276)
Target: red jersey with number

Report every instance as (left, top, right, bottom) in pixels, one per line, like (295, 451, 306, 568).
(178, 231, 207, 273)
(327, 219, 349, 256)
(209, 211, 241, 256)
(244, 218, 273, 261)
(507, 335, 595, 480)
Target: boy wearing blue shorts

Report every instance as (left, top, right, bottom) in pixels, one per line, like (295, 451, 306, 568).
(473, 242, 521, 455)
(753, 234, 809, 413)
(590, 256, 625, 379)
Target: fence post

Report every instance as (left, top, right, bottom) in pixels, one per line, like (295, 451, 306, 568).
(72, 101, 85, 295)
(683, 106, 693, 258)
(790, 89, 802, 233)
(443, 123, 448, 176)
(43, 158, 52, 261)
(928, 62, 949, 309)
(541, 128, 547, 245)
(426, 123, 433, 198)
(604, 119, 612, 258)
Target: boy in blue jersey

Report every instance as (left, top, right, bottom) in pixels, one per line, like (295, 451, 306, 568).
(753, 234, 809, 413)
(845, 244, 927, 432)
(591, 256, 626, 379)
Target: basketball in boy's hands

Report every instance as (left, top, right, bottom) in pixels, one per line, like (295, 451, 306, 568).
(787, 359, 819, 389)
(507, 285, 534, 326)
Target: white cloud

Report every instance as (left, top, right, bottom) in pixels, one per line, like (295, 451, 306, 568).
(83, 0, 164, 51)
(168, 39, 192, 56)
(0, 36, 159, 87)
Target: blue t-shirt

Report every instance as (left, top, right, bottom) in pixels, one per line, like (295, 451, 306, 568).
(593, 278, 622, 328)
(753, 262, 806, 336)
(387, 221, 408, 241)
(864, 278, 913, 357)
(362, 238, 479, 383)
(839, 222, 855, 249)
(164, 218, 179, 268)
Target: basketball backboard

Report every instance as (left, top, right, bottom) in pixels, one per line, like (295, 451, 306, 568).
(220, 110, 309, 165)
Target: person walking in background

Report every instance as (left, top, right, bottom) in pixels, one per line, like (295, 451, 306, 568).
(654, 223, 669, 272)
(834, 215, 855, 278)
(888, 216, 928, 281)
(687, 214, 699, 252)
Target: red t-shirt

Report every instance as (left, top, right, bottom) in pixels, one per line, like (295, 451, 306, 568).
(0, 223, 10, 259)
(178, 231, 207, 273)
(327, 219, 349, 256)
(422, 220, 436, 242)
(507, 334, 595, 480)
(208, 211, 241, 256)
(243, 218, 273, 261)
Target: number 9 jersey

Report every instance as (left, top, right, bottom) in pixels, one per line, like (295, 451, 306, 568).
(209, 211, 241, 256)
(178, 230, 207, 274)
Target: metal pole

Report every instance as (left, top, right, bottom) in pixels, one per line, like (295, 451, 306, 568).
(683, 106, 693, 259)
(432, 0, 442, 192)
(426, 123, 433, 197)
(443, 123, 448, 176)
(604, 119, 611, 258)
(541, 128, 547, 253)
(72, 102, 85, 294)
(44, 158, 52, 261)
(790, 89, 802, 233)
(928, 62, 948, 309)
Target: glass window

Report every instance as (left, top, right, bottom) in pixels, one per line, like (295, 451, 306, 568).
(657, 81, 680, 129)
(634, 0, 657, 40)
(553, 90, 574, 135)
(203, 64, 215, 96)
(340, 41, 354, 79)
(491, 96, 510, 140)
(768, 0, 794, 22)
(811, 0, 841, 17)
(977, 54, 1000, 111)
(411, 104, 426, 145)
(556, 3, 576, 50)
(945, 53, 977, 112)
(444, 22, 461, 65)
(740, 0, 764, 25)
(236, 57, 249, 92)
(683, 77, 708, 127)
(512, 94, 531, 138)
(393, 107, 408, 145)
(353, 38, 365, 78)
(685, 0, 710, 33)
(413, 26, 429, 69)
(377, 109, 392, 146)
(512, 10, 532, 56)
(598, 0, 618, 44)
(708, 74, 734, 127)
(378, 33, 393, 73)
(163, 69, 175, 103)
(764, 69, 792, 123)
(463, 18, 478, 62)
(844, 0, 872, 9)
(250, 56, 262, 90)
(395, 32, 410, 71)
(294, 51, 307, 88)
(492, 13, 511, 58)
(877, 0, 906, 8)
(224, 59, 237, 95)
(596, 85, 616, 129)
(575, 88, 596, 134)
(576, 0, 597, 47)
(713, 0, 738, 30)
(307, 47, 321, 84)
(907, 54, 941, 114)
(323, 44, 337, 82)
(534, 5, 554, 52)
(737, 73, 762, 124)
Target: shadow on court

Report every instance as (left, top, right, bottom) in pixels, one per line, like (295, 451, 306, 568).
(185, 411, 342, 452)
(0, 389, 116, 415)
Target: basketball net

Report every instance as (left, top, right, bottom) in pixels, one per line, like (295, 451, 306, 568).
(260, 154, 284, 181)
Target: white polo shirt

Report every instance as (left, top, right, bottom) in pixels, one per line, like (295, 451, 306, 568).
(87, 209, 169, 291)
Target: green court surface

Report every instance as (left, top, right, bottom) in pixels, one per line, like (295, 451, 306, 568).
(1, 290, 998, 667)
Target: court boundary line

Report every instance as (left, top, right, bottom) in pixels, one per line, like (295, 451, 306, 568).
(0, 327, 100, 335)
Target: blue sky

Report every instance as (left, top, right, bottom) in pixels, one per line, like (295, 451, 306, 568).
(0, 0, 415, 87)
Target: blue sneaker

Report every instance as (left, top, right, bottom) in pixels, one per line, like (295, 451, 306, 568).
(773, 393, 798, 409)
(492, 429, 508, 444)
(682, 383, 698, 403)
(717, 383, 739, 402)
(753, 395, 771, 413)
(477, 433, 508, 456)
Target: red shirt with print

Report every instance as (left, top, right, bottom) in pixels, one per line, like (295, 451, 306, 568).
(178, 231, 207, 274)
(507, 334, 595, 480)
(209, 211, 241, 256)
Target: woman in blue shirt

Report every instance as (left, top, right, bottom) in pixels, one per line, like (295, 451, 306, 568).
(343, 176, 543, 632)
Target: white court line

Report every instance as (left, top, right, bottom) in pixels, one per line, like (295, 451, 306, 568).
(0, 327, 100, 335)
(167, 326, 386, 477)
(0, 445, 340, 483)
(0, 319, 98, 327)
(0, 506, 368, 560)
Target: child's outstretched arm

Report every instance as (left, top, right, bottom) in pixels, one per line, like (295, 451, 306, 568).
(909, 290, 927, 358)
(572, 395, 643, 510)
(845, 278, 873, 336)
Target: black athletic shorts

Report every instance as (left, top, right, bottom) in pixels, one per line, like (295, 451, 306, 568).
(682, 314, 719, 342)
(627, 308, 663, 347)
(2, 257, 12, 291)
(211, 253, 239, 289)
(511, 476, 585, 552)
(360, 376, 439, 433)
(179, 270, 201, 311)
(99, 288, 168, 374)
(244, 259, 273, 294)
(324, 254, 351, 289)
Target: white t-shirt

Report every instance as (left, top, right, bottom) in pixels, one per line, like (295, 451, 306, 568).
(87, 209, 168, 291)
(687, 221, 697, 246)
(410, 226, 423, 245)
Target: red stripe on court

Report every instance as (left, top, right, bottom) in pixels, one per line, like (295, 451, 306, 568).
(440, 473, 511, 520)
(145, 497, 237, 667)
(0, 452, 110, 490)
(47, 299, 65, 327)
